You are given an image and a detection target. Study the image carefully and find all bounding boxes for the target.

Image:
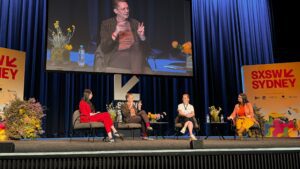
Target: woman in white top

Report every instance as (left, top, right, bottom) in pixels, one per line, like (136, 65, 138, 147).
(177, 94, 197, 141)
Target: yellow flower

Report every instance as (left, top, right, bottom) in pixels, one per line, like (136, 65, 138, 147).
(36, 124, 41, 129)
(64, 44, 73, 51)
(0, 129, 5, 135)
(19, 109, 25, 115)
(53, 20, 60, 29)
(67, 28, 72, 33)
(0, 134, 8, 141)
(171, 41, 179, 48)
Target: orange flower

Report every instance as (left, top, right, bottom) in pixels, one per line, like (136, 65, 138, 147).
(182, 41, 192, 55)
(182, 47, 192, 55)
(171, 41, 179, 48)
(182, 41, 192, 49)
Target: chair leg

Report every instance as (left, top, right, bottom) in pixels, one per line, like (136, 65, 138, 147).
(88, 127, 93, 142)
(255, 129, 258, 140)
(69, 128, 74, 142)
(92, 128, 96, 142)
(260, 128, 264, 140)
(174, 128, 179, 140)
(195, 129, 200, 140)
(132, 129, 134, 140)
(234, 129, 237, 140)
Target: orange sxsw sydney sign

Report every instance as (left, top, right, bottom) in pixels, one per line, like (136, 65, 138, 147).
(0, 48, 26, 108)
(242, 62, 300, 137)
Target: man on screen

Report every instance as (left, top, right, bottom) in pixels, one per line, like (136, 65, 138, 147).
(94, 0, 148, 74)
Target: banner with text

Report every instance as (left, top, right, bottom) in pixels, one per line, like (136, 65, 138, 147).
(0, 48, 26, 110)
(242, 62, 300, 137)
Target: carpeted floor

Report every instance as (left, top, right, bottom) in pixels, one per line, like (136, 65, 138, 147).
(6, 137, 300, 152)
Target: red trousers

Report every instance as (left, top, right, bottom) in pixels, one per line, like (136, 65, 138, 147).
(90, 112, 113, 133)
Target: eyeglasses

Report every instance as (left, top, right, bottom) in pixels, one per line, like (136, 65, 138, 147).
(117, 7, 130, 12)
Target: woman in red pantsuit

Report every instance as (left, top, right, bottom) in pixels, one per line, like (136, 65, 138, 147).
(79, 89, 122, 142)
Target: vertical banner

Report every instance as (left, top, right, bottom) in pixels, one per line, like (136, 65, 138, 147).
(0, 48, 26, 109)
(242, 62, 300, 137)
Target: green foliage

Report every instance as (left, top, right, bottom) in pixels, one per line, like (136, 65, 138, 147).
(249, 105, 266, 137)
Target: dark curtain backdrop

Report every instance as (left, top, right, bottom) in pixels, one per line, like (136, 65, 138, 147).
(0, 0, 273, 137)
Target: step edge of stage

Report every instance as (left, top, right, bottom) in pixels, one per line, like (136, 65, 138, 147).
(1, 147, 300, 157)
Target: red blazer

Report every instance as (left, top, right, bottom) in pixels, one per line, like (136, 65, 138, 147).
(79, 100, 92, 123)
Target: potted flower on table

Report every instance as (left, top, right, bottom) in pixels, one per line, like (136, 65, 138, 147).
(172, 41, 193, 68)
(48, 20, 75, 64)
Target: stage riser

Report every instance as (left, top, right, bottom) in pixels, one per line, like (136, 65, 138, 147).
(1, 152, 299, 169)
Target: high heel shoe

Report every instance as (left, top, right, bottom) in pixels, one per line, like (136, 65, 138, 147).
(180, 127, 186, 134)
(103, 137, 115, 143)
(147, 126, 153, 131)
(190, 134, 197, 141)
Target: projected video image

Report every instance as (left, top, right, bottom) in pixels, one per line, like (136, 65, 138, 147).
(46, 0, 193, 76)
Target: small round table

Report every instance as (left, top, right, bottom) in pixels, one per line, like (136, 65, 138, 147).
(150, 121, 169, 139)
(204, 122, 228, 140)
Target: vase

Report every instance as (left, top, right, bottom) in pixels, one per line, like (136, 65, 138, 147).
(186, 54, 193, 68)
(50, 47, 70, 64)
(108, 110, 117, 121)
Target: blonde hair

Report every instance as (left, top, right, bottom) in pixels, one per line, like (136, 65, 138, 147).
(125, 93, 133, 100)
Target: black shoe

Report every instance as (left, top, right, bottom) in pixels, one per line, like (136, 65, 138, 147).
(108, 138, 115, 143)
(113, 132, 124, 140)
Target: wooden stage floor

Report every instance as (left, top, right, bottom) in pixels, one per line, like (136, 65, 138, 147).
(5, 137, 300, 152)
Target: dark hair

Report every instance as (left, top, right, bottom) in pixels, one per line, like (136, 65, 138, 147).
(183, 93, 190, 99)
(112, 0, 128, 9)
(83, 89, 95, 112)
(239, 93, 249, 105)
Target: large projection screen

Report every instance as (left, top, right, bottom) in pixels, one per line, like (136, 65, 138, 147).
(46, 0, 193, 76)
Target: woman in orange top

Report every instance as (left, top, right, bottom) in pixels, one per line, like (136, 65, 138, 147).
(228, 93, 256, 140)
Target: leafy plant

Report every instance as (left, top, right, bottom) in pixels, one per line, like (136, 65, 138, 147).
(249, 105, 266, 137)
(106, 102, 117, 121)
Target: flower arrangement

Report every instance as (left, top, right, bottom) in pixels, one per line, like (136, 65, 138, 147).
(49, 21, 75, 50)
(0, 111, 8, 141)
(148, 112, 163, 122)
(106, 102, 117, 121)
(3, 98, 45, 139)
(171, 40, 193, 68)
(48, 21, 75, 63)
(171, 41, 192, 55)
(147, 112, 167, 122)
(209, 106, 222, 122)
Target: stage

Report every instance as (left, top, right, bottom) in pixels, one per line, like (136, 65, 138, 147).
(1, 137, 300, 169)
(4, 137, 300, 152)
